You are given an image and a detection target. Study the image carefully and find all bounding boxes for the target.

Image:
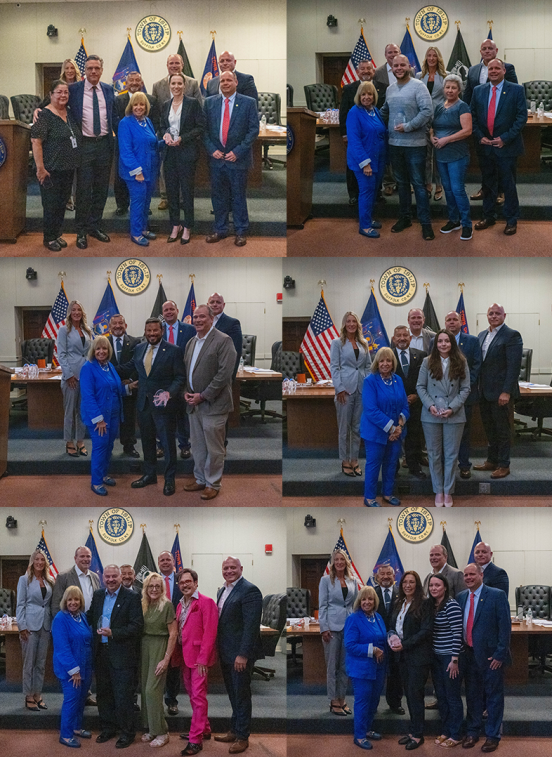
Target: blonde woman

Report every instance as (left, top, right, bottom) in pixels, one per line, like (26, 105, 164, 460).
(318, 550, 359, 715)
(330, 312, 371, 477)
(56, 300, 93, 457)
(141, 573, 177, 748)
(60, 59, 82, 84)
(416, 47, 448, 201)
(16, 549, 54, 711)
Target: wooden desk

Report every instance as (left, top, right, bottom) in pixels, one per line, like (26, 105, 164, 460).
(286, 624, 325, 684)
(230, 368, 282, 427)
(10, 370, 63, 430)
(4, 623, 56, 684)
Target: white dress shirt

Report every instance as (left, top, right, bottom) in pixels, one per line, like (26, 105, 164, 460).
(76, 567, 94, 611)
(387, 63, 397, 86)
(168, 101, 182, 134)
(188, 325, 215, 391)
(218, 575, 243, 615)
(410, 334, 424, 351)
(396, 600, 411, 639)
(481, 322, 504, 359)
(213, 313, 222, 326)
(479, 63, 489, 85)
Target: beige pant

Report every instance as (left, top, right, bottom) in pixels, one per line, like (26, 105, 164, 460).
(189, 409, 228, 490)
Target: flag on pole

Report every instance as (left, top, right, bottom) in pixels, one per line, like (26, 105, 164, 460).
(324, 529, 364, 590)
(468, 527, 483, 564)
(360, 289, 390, 356)
(341, 28, 376, 87)
(456, 292, 469, 334)
(368, 526, 404, 586)
(133, 532, 157, 590)
(177, 37, 194, 79)
(446, 28, 472, 81)
(93, 281, 119, 336)
(113, 37, 144, 94)
(85, 529, 104, 588)
(41, 281, 70, 366)
(441, 526, 458, 569)
(35, 530, 59, 580)
(423, 290, 441, 333)
(182, 282, 196, 324)
(400, 25, 421, 75)
(200, 39, 219, 95)
(488, 26, 493, 41)
(74, 38, 88, 77)
(171, 533, 183, 575)
(300, 291, 340, 381)
(150, 279, 168, 319)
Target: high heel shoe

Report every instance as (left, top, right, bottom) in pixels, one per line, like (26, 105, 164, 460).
(342, 462, 355, 477)
(181, 228, 191, 245)
(25, 698, 40, 711)
(66, 443, 79, 457)
(167, 226, 183, 242)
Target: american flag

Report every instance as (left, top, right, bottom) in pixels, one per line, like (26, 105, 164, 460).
(35, 530, 59, 580)
(74, 38, 88, 77)
(300, 292, 340, 381)
(341, 28, 376, 87)
(41, 282, 69, 366)
(324, 530, 364, 591)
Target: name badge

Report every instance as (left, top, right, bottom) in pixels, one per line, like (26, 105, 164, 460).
(70, 137, 78, 149)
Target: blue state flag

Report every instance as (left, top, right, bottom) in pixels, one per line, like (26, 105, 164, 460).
(200, 40, 219, 95)
(75, 39, 88, 77)
(368, 527, 404, 586)
(361, 290, 390, 356)
(171, 533, 183, 575)
(85, 530, 105, 588)
(93, 281, 119, 336)
(456, 292, 469, 334)
(468, 529, 483, 564)
(182, 283, 196, 325)
(113, 38, 145, 95)
(488, 27, 493, 41)
(400, 26, 421, 75)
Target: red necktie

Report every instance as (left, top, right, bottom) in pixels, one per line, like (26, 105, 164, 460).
(466, 592, 475, 646)
(168, 325, 175, 344)
(487, 86, 497, 137)
(222, 98, 230, 146)
(165, 576, 171, 599)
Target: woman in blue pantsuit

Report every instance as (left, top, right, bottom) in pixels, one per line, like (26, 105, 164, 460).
(346, 80, 387, 239)
(118, 92, 161, 247)
(80, 336, 124, 496)
(360, 348, 409, 507)
(52, 586, 93, 748)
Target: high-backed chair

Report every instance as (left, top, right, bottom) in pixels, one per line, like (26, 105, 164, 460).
(515, 585, 552, 673)
(304, 83, 338, 112)
(240, 341, 283, 422)
(281, 351, 303, 379)
(0, 95, 10, 120)
(514, 349, 552, 438)
(21, 338, 54, 365)
(519, 348, 533, 382)
(253, 593, 287, 680)
(241, 334, 257, 367)
(287, 84, 294, 108)
(0, 588, 15, 616)
(10, 94, 40, 125)
(258, 92, 284, 169)
(286, 587, 311, 664)
(524, 81, 552, 111)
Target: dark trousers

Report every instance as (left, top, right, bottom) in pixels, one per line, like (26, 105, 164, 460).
(386, 650, 403, 710)
(120, 394, 137, 450)
(389, 144, 432, 225)
(40, 169, 74, 243)
(165, 151, 197, 228)
(462, 646, 504, 741)
(346, 166, 359, 200)
(405, 403, 425, 471)
(432, 653, 463, 741)
(458, 403, 474, 470)
(164, 661, 181, 706)
(96, 645, 136, 738)
(480, 152, 519, 225)
(220, 659, 254, 740)
(113, 139, 129, 211)
(401, 658, 430, 739)
(75, 136, 112, 234)
(211, 165, 249, 235)
(139, 400, 177, 482)
(479, 397, 512, 468)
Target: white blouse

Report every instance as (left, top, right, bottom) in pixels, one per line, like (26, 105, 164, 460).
(168, 101, 182, 135)
(396, 600, 411, 639)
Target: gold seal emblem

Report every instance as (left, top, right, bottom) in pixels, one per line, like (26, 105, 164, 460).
(414, 6, 449, 41)
(397, 507, 434, 543)
(115, 259, 151, 296)
(98, 508, 134, 545)
(135, 16, 171, 52)
(379, 267, 417, 306)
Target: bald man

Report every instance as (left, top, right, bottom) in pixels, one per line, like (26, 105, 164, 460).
(208, 292, 243, 379)
(473, 543, 509, 597)
(206, 51, 258, 101)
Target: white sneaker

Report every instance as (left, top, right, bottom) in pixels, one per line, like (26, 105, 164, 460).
(150, 734, 170, 748)
(142, 733, 155, 743)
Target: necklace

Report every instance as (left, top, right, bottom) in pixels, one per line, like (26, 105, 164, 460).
(363, 612, 376, 623)
(380, 374, 393, 386)
(70, 613, 82, 623)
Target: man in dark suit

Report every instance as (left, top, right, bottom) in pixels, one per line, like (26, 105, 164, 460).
(68, 55, 118, 250)
(120, 565, 140, 594)
(474, 304, 523, 479)
(116, 317, 186, 496)
(392, 326, 427, 479)
(208, 292, 243, 379)
(422, 545, 466, 598)
(462, 40, 518, 107)
(157, 551, 183, 716)
(206, 51, 258, 101)
(374, 565, 404, 714)
(108, 314, 141, 458)
(214, 556, 263, 754)
(339, 60, 375, 206)
(474, 543, 510, 597)
(471, 58, 527, 236)
(87, 564, 144, 748)
(457, 564, 511, 752)
(203, 71, 259, 247)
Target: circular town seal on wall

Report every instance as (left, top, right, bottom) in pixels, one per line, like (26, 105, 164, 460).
(397, 507, 434, 543)
(414, 6, 449, 41)
(135, 16, 171, 52)
(287, 124, 295, 154)
(115, 259, 151, 296)
(0, 137, 7, 168)
(379, 267, 417, 306)
(98, 508, 134, 545)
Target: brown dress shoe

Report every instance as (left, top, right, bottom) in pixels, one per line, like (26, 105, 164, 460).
(206, 233, 227, 243)
(383, 185, 394, 196)
(470, 188, 484, 200)
(473, 461, 498, 472)
(85, 695, 97, 706)
(158, 199, 169, 210)
(183, 482, 206, 492)
(214, 733, 237, 743)
(496, 193, 505, 205)
(229, 740, 249, 754)
(475, 219, 496, 230)
(201, 487, 219, 500)
(504, 223, 517, 236)
(460, 469, 471, 479)
(234, 235, 247, 247)
(481, 738, 500, 752)
(462, 736, 479, 748)
(491, 467, 510, 479)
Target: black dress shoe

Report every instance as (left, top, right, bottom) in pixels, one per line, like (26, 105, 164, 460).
(57, 237, 68, 248)
(163, 480, 176, 496)
(405, 737, 424, 750)
(45, 240, 62, 251)
(462, 736, 479, 748)
(96, 731, 117, 743)
(123, 446, 140, 458)
(89, 229, 111, 243)
(131, 474, 157, 488)
(115, 735, 135, 749)
(167, 704, 179, 716)
(390, 706, 405, 715)
(115, 207, 128, 216)
(398, 736, 411, 745)
(391, 218, 412, 233)
(504, 223, 517, 236)
(459, 468, 471, 479)
(235, 235, 247, 247)
(409, 468, 427, 480)
(76, 234, 88, 249)
(481, 738, 500, 752)
(180, 448, 191, 459)
(421, 224, 435, 240)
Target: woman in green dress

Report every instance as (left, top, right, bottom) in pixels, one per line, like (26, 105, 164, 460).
(140, 572, 177, 748)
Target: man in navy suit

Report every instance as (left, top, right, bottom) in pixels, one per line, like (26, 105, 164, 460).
(206, 51, 258, 101)
(474, 543, 510, 597)
(457, 564, 511, 752)
(463, 40, 518, 107)
(208, 292, 243, 379)
(157, 551, 183, 716)
(374, 565, 404, 714)
(116, 318, 185, 496)
(108, 314, 141, 458)
(68, 55, 118, 249)
(214, 557, 263, 754)
(474, 304, 523, 479)
(203, 71, 259, 247)
(470, 58, 527, 235)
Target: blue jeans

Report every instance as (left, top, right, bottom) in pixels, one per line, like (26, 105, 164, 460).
(432, 654, 463, 741)
(354, 163, 385, 230)
(389, 144, 431, 224)
(125, 177, 155, 238)
(87, 410, 119, 486)
(59, 668, 92, 740)
(351, 667, 386, 741)
(437, 156, 471, 228)
(363, 438, 402, 500)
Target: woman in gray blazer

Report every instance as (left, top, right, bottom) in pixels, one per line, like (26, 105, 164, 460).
(319, 549, 359, 715)
(417, 330, 470, 507)
(56, 300, 93, 457)
(330, 312, 371, 477)
(416, 46, 448, 201)
(16, 549, 54, 710)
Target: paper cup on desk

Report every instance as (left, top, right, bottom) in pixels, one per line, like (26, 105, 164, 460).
(296, 373, 306, 383)
(37, 359, 46, 369)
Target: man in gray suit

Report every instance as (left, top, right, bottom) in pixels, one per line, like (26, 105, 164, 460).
(52, 546, 101, 616)
(422, 545, 466, 597)
(183, 304, 237, 500)
(407, 308, 435, 353)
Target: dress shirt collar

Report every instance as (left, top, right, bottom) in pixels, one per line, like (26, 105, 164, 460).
(469, 583, 484, 599)
(479, 562, 491, 571)
(183, 589, 199, 604)
(224, 575, 243, 590)
(105, 586, 121, 599)
(85, 77, 100, 93)
(76, 566, 90, 578)
(213, 313, 222, 325)
(432, 563, 448, 574)
(221, 91, 237, 109)
(488, 321, 504, 334)
(455, 332, 461, 344)
(195, 324, 215, 345)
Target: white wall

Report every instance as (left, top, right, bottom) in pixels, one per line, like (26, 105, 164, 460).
(288, 0, 552, 105)
(283, 257, 552, 377)
(0, 257, 282, 366)
(286, 507, 552, 609)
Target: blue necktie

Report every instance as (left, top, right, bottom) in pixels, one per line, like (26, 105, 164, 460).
(400, 350, 409, 377)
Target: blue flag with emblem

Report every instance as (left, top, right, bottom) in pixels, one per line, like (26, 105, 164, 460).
(468, 528, 483, 564)
(200, 39, 220, 95)
(93, 281, 119, 336)
(456, 292, 469, 334)
(85, 529, 105, 588)
(368, 526, 404, 586)
(182, 283, 196, 324)
(74, 38, 88, 77)
(400, 25, 421, 75)
(113, 37, 145, 94)
(171, 533, 183, 575)
(361, 289, 390, 356)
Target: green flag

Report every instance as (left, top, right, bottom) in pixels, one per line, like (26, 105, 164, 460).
(150, 280, 168, 319)
(423, 291, 441, 333)
(447, 29, 471, 81)
(177, 38, 194, 79)
(133, 532, 157, 590)
(440, 528, 458, 569)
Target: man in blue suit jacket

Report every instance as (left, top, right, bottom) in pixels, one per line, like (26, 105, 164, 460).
(68, 55, 118, 249)
(457, 564, 511, 752)
(462, 39, 518, 107)
(470, 58, 527, 235)
(474, 542, 510, 597)
(206, 51, 258, 101)
(208, 293, 243, 379)
(204, 71, 259, 246)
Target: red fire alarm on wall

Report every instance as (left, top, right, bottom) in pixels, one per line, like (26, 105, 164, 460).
(276, 293, 282, 303)
(265, 544, 273, 554)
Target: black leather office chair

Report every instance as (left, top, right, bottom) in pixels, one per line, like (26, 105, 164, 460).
(281, 351, 304, 379)
(0, 588, 15, 616)
(515, 585, 552, 673)
(21, 338, 54, 365)
(258, 92, 284, 169)
(524, 81, 552, 163)
(287, 84, 294, 108)
(10, 94, 41, 125)
(240, 341, 283, 422)
(241, 334, 257, 367)
(304, 83, 338, 112)
(286, 587, 311, 664)
(253, 593, 287, 680)
(0, 95, 9, 120)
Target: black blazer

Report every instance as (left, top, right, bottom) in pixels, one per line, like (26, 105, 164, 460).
(160, 96, 206, 162)
(215, 312, 243, 378)
(392, 347, 427, 396)
(483, 562, 509, 598)
(391, 597, 434, 666)
(87, 586, 143, 669)
(339, 80, 361, 136)
(206, 71, 258, 101)
(374, 584, 400, 630)
(114, 93, 161, 134)
(216, 577, 263, 663)
(117, 339, 185, 414)
(477, 323, 523, 401)
(108, 333, 141, 367)
(463, 61, 518, 105)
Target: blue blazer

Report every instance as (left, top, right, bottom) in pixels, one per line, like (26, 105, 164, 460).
(117, 339, 185, 415)
(52, 610, 93, 680)
(207, 71, 258, 101)
(203, 93, 259, 170)
(458, 333, 482, 406)
(483, 562, 509, 598)
(216, 577, 263, 663)
(118, 115, 161, 182)
(344, 610, 387, 680)
(470, 80, 528, 158)
(68, 80, 117, 139)
(79, 359, 124, 426)
(457, 585, 511, 668)
(330, 338, 371, 395)
(477, 323, 523, 401)
(360, 373, 410, 445)
(463, 62, 518, 106)
(215, 311, 243, 378)
(164, 320, 196, 352)
(346, 105, 388, 174)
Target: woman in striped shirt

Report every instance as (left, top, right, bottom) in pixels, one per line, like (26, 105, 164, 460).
(428, 574, 464, 748)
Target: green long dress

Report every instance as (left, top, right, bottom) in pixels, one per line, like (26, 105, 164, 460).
(141, 601, 176, 736)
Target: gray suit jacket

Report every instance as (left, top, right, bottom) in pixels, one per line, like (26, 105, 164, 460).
(56, 324, 92, 381)
(152, 75, 203, 108)
(330, 338, 371, 395)
(16, 575, 53, 631)
(417, 357, 471, 423)
(184, 328, 236, 415)
(423, 563, 466, 598)
(416, 71, 448, 108)
(51, 566, 101, 616)
(318, 573, 358, 632)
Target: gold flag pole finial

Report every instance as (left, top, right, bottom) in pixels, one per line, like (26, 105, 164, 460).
(474, 520, 481, 531)
(89, 520, 94, 532)
(140, 523, 146, 533)
(458, 282, 465, 293)
(126, 27, 131, 39)
(317, 279, 326, 294)
(423, 282, 430, 293)
(388, 518, 393, 531)
(337, 518, 346, 527)
(177, 31, 183, 41)
(405, 17, 411, 28)
(440, 520, 447, 531)
(487, 20, 493, 31)
(78, 28, 86, 38)
(370, 278, 375, 290)
(156, 274, 163, 281)
(358, 18, 366, 28)
(210, 30, 217, 40)
(58, 270, 66, 280)
(455, 20, 461, 30)
(174, 524, 180, 533)
(106, 270, 112, 282)
(189, 274, 195, 284)
(39, 519, 47, 528)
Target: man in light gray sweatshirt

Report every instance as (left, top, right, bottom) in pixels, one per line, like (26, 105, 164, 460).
(380, 55, 435, 240)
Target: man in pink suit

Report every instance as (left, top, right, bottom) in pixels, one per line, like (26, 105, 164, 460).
(173, 569, 218, 756)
